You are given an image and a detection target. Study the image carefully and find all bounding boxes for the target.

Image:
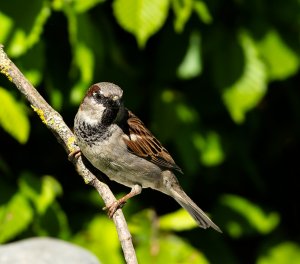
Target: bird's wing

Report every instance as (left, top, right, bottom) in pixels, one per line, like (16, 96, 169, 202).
(122, 110, 183, 173)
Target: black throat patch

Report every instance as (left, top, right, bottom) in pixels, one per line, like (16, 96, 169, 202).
(74, 100, 120, 146)
(74, 93, 122, 146)
(101, 99, 120, 126)
(74, 119, 112, 146)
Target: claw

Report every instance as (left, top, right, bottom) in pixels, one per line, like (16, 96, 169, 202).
(68, 149, 81, 162)
(103, 184, 142, 218)
(103, 200, 127, 218)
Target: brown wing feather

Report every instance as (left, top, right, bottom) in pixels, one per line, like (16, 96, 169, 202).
(123, 110, 183, 173)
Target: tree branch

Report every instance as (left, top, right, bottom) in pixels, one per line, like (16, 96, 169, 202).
(0, 45, 138, 264)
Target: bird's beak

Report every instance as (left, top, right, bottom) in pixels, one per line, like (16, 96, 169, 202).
(112, 95, 119, 101)
(111, 96, 122, 108)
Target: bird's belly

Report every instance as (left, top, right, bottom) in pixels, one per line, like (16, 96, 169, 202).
(80, 140, 162, 189)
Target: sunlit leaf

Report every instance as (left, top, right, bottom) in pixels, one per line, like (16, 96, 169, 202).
(75, 33, 96, 77)
(0, 12, 13, 44)
(130, 209, 209, 263)
(52, 0, 105, 12)
(66, 12, 103, 104)
(257, 30, 299, 81)
(221, 194, 280, 237)
(0, 0, 51, 57)
(257, 242, 300, 264)
(54, 3, 101, 108)
(159, 208, 197, 231)
(128, 209, 154, 238)
(49, 86, 64, 111)
(0, 87, 30, 144)
(157, 235, 210, 264)
(0, 193, 33, 243)
(73, 216, 122, 264)
(19, 173, 63, 215)
(70, 43, 95, 104)
(172, 0, 193, 33)
(193, 131, 224, 166)
(72, 0, 105, 13)
(52, 0, 64, 10)
(113, 0, 170, 47)
(193, 0, 212, 24)
(137, 233, 210, 264)
(177, 31, 202, 79)
(222, 32, 267, 123)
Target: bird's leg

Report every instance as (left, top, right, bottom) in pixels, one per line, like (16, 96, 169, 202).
(103, 184, 142, 218)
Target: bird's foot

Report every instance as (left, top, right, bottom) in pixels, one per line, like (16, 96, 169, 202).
(68, 148, 81, 162)
(103, 199, 127, 218)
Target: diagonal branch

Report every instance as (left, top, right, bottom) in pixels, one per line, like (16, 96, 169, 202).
(0, 45, 138, 264)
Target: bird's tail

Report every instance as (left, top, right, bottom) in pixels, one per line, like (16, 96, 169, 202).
(170, 185, 222, 233)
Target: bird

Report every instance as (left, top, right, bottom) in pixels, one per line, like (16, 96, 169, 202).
(73, 82, 221, 232)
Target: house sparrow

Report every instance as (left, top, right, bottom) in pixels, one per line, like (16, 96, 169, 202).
(74, 82, 221, 232)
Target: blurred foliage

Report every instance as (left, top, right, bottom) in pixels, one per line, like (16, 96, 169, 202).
(0, 87, 30, 143)
(0, 173, 68, 243)
(219, 194, 280, 238)
(257, 241, 300, 264)
(129, 209, 210, 263)
(0, 0, 299, 263)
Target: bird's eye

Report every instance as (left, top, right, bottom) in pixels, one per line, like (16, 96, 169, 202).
(93, 92, 102, 101)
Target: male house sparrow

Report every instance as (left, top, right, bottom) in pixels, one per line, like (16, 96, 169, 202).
(74, 82, 221, 232)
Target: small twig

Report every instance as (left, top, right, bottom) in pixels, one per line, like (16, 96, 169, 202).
(0, 45, 138, 264)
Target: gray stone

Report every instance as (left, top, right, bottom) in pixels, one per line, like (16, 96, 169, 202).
(0, 237, 100, 264)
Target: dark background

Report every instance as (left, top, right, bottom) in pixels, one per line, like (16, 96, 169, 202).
(0, 0, 299, 263)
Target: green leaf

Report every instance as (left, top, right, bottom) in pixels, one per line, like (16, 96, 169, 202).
(136, 232, 210, 263)
(193, 0, 212, 24)
(65, 11, 103, 104)
(193, 131, 224, 166)
(257, 242, 300, 264)
(130, 210, 209, 263)
(72, 0, 105, 13)
(70, 42, 95, 104)
(157, 235, 210, 264)
(128, 209, 154, 238)
(37, 176, 63, 214)
(172, 0, 193, 33)
(159, 208, 197, 231)
(73, 216, 122, 264)
(257, 30, 299, 81)
(19, 173, 63, 215)
(0, 0, 51, 57)
(222, 32, 267, 123)
(221, 194, 280, 238)
(177, 31, 202, 79)
(52, 0, 105, 12)
(0, 193, 33, 243)
(0, 12, 13, 44)
(0, 87, 30, 144)
(113, 0, 170, 47)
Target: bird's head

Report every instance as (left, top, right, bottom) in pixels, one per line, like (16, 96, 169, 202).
(79, 82, 124, 126)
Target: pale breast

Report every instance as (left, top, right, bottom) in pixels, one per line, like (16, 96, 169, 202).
(77, 125, 163, 189)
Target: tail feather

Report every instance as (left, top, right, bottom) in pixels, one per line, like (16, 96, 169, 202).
(171, 187, 222, 233)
